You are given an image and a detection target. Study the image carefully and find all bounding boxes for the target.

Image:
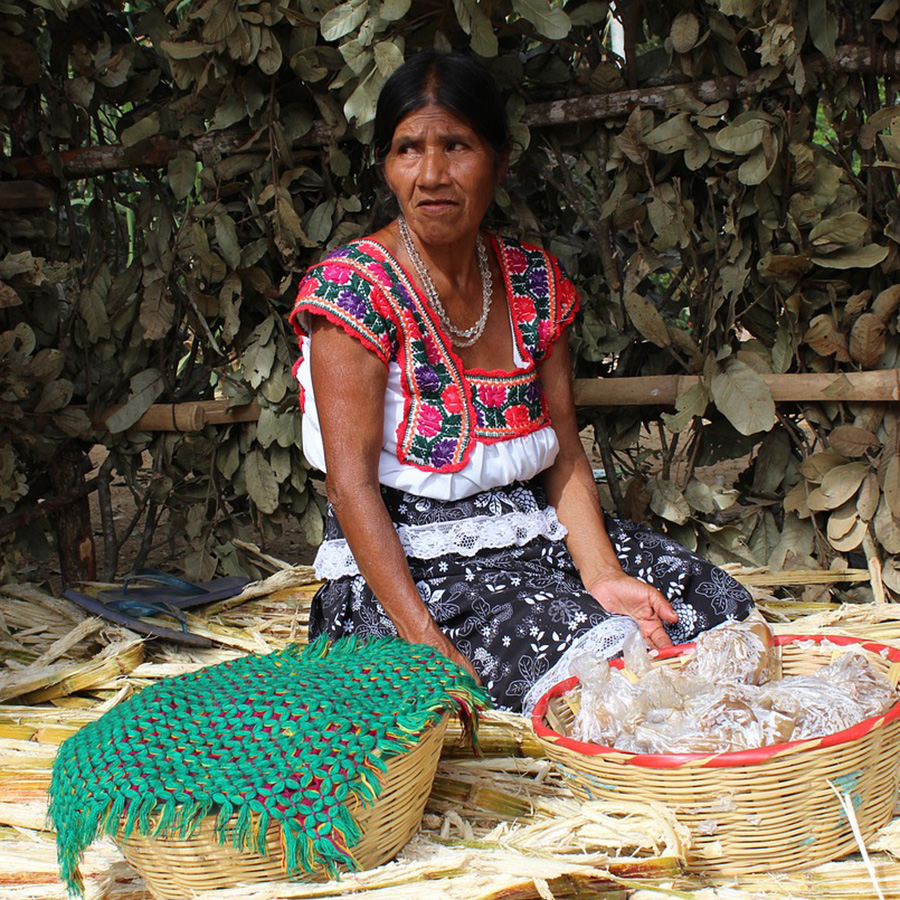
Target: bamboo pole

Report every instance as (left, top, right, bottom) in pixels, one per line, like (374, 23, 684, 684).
(572, 369, 900, 407)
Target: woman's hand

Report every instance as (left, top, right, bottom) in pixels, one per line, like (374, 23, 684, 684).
(587, 569, 679, 651)
(407, 619, 482, 685)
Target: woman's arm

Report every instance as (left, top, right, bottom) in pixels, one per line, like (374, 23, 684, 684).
(309, 318, 479, 678)
(538, 329, 678, 650)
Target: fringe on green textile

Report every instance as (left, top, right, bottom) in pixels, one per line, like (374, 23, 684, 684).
(48, 635, 490, 895)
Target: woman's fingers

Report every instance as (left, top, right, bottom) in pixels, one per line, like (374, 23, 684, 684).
(588, 573, 678, 650)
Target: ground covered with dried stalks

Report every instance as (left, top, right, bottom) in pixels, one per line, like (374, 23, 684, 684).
(4, 564, 900, 900)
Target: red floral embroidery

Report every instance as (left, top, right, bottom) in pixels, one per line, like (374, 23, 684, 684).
(506, 247, 528, 274)
(505, 405, 532, 429)
(444, 385, 463, 414)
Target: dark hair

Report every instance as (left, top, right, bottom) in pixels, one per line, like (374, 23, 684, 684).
(373, 50, 511, 165)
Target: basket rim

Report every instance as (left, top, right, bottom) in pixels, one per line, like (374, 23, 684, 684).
(531, 633, 900, 769)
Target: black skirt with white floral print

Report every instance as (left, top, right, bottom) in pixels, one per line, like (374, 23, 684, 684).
(309, 481, 754, 714)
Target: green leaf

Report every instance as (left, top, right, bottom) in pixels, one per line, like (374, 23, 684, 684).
(378, 0, 411, 20)
(710, 358, 776, 436)
(121, 114, 159, 148)
(808, 0, 837, 57)
(453, 0, 499, 57)
(374, 39, 404, 77)
(715, 117, 769, 155)
(214, 213, 241, 270)
(167, 151, 197, 202)
(106, 369, 164, 434)
(306, 199, 336, 244)
(244, 448, 279, 514)
(320, 0, 368, 42)
(140, 278, 175, 341)
(568, 1, 609, 26)
(661, 381, 709, 433)
(512, 0, 572, 39)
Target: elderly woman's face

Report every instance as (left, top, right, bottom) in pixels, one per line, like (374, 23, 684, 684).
(384, 103, 504, 247)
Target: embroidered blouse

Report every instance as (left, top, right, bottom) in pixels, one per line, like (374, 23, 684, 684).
(289, 234, 580, 502)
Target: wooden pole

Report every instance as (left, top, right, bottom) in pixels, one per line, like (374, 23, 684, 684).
(8, 45, 900, 182)
(49, 446, 96, 585)
(84, 370, 900, 433)
(572, 369, 900, 407)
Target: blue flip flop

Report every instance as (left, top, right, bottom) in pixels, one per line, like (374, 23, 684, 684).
(97, 570, 251, 609)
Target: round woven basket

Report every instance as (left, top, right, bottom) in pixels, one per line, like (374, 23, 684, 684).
(117, 713, 448, 898)
(532, 634, 900, 875)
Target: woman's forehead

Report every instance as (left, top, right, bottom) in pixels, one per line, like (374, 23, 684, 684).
(392, 103, 476, 138)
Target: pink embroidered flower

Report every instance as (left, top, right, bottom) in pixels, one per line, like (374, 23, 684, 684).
(418, 404, 442, 437)
(321, 264, 352, 285)
(537, 319, 554, 347)
(443, 385, 463, 414)
(505, 404, 532, 429)
(371, 264, 394, 289)
(506, 248, 528, 274)
(478, 383, 507, 407)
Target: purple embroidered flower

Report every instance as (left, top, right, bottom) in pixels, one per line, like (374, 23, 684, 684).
(336, 289, 366, 319)
(415, 365, 441, 394)
(525, 379, 542, 406)
(396, 283, 415, 310)
(431, 438, 456, 468)
(327, 246, 354, 259)
(528, 269, 549, 294)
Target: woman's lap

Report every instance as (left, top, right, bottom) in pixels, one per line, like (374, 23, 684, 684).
(309, 513, 754, 713)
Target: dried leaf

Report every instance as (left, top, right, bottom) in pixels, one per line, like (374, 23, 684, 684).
(214, 212, 241, 270)
(886, 454, 900, 519)
(785, 482, 811, 518)
(670, 12, 701, 53)
(649, 478, 690, 525)
(623, 292, 670, 347)
(875, 496, 900, 554)
(884, 557, 900, 597)
(799, 450, 848, 483)
(859, 472, 881, 522)
(715, 116, 770, 155)
(871, 284, 900, 323)
(454, 0, 499, 56)
(828, 517, 866, 552)
(828, 425, 879, 458)
(244, 447, 280, 514)
(817, 461, 870, 509)
(661, 381, 709, 434)
(849, 312, 887, 367)
(710, 358, 776, 436)
(0, 282, 22, 308)
(810, 212, 870, 247)
(33, 379, 73, 415)
(140, 278, 174, 341)
(803, 314, 851, 361)
(811, 244, 889, 269)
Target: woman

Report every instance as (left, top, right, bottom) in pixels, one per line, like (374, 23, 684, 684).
(289, 50, 753, 714)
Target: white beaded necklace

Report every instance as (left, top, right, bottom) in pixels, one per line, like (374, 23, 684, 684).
(398, 215, 493, 348)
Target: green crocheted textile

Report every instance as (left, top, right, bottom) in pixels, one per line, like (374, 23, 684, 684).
(49, 636, 489, 894)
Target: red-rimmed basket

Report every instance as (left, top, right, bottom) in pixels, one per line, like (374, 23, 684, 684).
(532, 634, 900, 874)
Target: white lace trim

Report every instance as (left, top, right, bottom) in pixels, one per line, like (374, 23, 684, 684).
(313, 509, 568, 581)
(521, 616, 641, 716)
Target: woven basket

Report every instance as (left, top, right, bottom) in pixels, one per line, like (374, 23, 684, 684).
(532, 634, 900, 875)
(117, 713, 448, 899)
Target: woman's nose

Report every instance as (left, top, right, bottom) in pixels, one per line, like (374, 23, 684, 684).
(418, 147, 449, 185)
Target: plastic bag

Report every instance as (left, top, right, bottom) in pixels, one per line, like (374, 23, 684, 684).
(685, 619, 781, 686)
